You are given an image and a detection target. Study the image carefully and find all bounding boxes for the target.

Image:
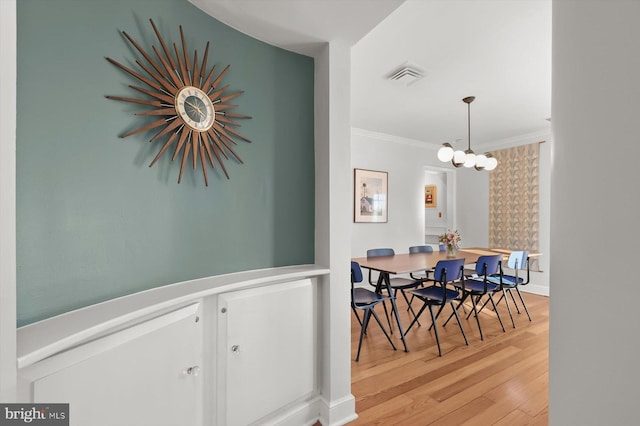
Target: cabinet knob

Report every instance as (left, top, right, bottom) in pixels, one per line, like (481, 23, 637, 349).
(186, 366, 201, 376)
(231, 345, 240, 354)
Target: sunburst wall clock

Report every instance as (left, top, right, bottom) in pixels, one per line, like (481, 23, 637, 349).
(105, 19, 252, 186)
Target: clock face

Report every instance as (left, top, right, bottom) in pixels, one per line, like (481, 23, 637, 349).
(175, 86, 215, 131)
(105, 19, 252, 186)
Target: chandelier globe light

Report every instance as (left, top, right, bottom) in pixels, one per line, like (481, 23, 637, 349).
(436, 96, 498, 171)
(475, 153, 488, 169)
(484, 153, 498, 171)
(463, 149, 476, 168)
(437, 143, 454, 162)
(452, 149, 466, 167)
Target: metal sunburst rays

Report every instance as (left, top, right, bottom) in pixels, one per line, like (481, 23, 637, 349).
(105, 19, 252, 186)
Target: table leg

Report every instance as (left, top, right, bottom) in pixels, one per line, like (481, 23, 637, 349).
(380, 273, 409, 352)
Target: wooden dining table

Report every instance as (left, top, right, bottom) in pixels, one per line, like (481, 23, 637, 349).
(352, 248, 503, 277)
(351, 247, 520, 352)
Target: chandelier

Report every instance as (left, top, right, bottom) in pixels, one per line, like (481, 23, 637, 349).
(437, 96, 497, 171)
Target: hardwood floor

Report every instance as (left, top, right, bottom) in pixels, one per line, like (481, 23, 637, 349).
(349, 289, 549, 425)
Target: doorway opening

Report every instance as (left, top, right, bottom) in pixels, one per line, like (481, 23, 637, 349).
(424, 166, 456, 246)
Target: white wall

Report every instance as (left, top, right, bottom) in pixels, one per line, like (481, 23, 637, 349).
(351, 129, 442, 257)
(456, 169, 490, 247)
(315, 41, 357, 424)
(0, 0, 17, 402)
(550, 1, 640, 424)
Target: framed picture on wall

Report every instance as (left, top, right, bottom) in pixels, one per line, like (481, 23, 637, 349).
(354, 168, 388, 223)
(425, 185, 437, 208)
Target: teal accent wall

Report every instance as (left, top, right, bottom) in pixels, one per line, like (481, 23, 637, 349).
(16, 0, 315, 326)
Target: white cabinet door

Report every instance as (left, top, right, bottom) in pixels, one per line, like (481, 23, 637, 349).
(33, 304, 202, 426)
(217, 279, 316, 426)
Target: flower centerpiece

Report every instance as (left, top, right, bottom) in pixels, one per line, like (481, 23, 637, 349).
(439, 230, 461, 257)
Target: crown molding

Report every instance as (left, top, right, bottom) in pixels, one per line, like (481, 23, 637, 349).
(351, 127, 552, 152)
(484, 129, 552, 151)
(351, 127, 437, 149)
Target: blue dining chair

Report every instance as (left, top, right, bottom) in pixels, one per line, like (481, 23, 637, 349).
(366, 248, 423, 327)
(483, 250, 532, 327)
(408, 244, 435, 281)
(406, 245, 436, 313)
(444, 254, 505, 340)
(405, 258, 468, 356)
(350, 261, 396, 361)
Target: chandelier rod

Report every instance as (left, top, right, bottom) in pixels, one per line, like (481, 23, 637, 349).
(468, 100, 471, 150)
(463, 96, 475, 151)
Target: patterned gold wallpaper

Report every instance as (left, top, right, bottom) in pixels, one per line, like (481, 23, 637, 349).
(489, 142, 541, 270)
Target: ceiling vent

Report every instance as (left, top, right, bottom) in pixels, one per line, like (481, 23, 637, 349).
(386, 62, 426, 86)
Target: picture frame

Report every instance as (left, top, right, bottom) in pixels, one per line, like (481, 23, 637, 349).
(354, 168, 388, 223)
(425, 185, 437, 208)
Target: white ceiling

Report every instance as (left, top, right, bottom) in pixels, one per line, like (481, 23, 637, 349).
(189, 0, 404, 56)
(189, 0, 551, 149)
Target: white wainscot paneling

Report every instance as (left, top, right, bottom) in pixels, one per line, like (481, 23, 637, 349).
(26, 304, 202, 426)
(16, 266, 330, 426)
(217, 279, 316, 426)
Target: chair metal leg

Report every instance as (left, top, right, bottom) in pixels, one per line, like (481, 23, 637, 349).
(480, 289, 516, 328)
(398, 289, 421, 327)
(427, 305, 442, 357)
(381, 299, 393, 333)
(476, 294, 493, 314)
(406, 281, 424, 312)
(409, 300, 468, 356)
(459, 293, 505, 339)
(450, 302, 469, 346)
(514, 288, 532, 321)
(356, 309, 371, 362)
(465, 295, 481, 320)
(352, 305, 363, 327)
(355, 307, 397, 362)
(376, 275, 394, 333)
(429, 304, 446, 332)
(404, 298, 429, 335)
(407, 294, 416, 311)
(508, 288, 521, 314)
(370, 309, 397, 349)
(500, 289, 516, 328)
(386, 288, 409, 352)
(443, 292, 469, 327)
(471, 295, 484, 341)
(487, 293, 506, 332)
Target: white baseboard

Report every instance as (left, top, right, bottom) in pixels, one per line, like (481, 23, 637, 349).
(258, 394, 324, 426)
(317, 394, 357, 426)
(521, 284, 549, 297)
